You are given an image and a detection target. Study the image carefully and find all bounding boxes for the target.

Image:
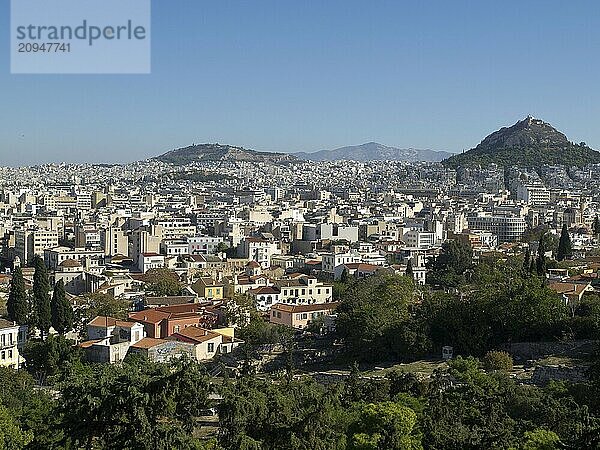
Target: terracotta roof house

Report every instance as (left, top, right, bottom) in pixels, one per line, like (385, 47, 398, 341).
(269, 302, 339, 329)
(128, 303, 219, 339)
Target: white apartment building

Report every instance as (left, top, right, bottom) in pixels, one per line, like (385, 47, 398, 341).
(188, 235, 224, 255)
(44, 246, 105, 271)
(467, 213, 527, 243)
(160, 240, 189, 257)
(303, 223, 360, 243)
(403, 230, 436, 248)
(14, 228, 59, 264)
(516, 183, 550, 206)
(321, 251, 361, 275)
(155, 218, 197, 239)
(138, 253, 165, 273)
(0, 319, 26, 369)
(239, 237, 279, 269)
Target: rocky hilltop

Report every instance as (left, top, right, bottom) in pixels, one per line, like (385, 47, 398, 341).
(443, 116, 600, 168)
(153, 143, 296, 165)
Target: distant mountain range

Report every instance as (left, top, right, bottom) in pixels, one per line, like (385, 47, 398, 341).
(152, 141, 453, 165)
(443, 116, 600, 168)
(153, 143, 296, 164)
(295, 142, 453, 162)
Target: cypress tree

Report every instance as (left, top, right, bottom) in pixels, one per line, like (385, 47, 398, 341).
(51, 279, 73, 335)
(33, 256, 52, 338)
(557, 224, 572, 262)
(536, 233, 547, 276)
(7, 266, 29, 324)
(529, 258, 536, 275)
(593, 215, 600, 236)
(406, 259, 414, 278)
(522, 248, 531, 273)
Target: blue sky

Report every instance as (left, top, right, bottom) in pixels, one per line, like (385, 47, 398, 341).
(1, 0, 600, 166)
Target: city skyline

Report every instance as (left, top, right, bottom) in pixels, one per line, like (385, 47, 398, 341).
(3, 1, 600, 165)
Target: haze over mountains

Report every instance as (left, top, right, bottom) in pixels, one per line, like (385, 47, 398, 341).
(151, 117, 600, 167)
(294, 142, 453, 162)
(153, 142, 453, 164)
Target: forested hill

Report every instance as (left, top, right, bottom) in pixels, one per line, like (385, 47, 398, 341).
(443, 116, 600, 168)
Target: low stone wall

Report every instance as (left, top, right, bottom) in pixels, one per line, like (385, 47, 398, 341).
(501, 340, 598, 361)
(532, 365, 588, 385)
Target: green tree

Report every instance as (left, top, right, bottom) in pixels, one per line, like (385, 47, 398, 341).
(483, 350, 513, 372)
(32, 256, 52, 338)
(406, 259, 414, 278)
(348, 401, 422, 450)
(215, 241, 230, 254)
(426, 238, 473, 287)
(336, 274, 416, 361)
(7, 266, 29, 325)
(0, 403, 33, 450)
(145, 268, 183, 296)
(593, 215, 600, 236)
(521, 429, 560, 450)
(22, 335, 81, 378)
(522, 248, 531, 274)
(556, 224, 572, 262)
(59, 357, 211, 449)
(536, 234, 548, 276)
(219, 377, 347, 450)
(0, 367, 62, 448)
(340, 267, 350, 283)
(51, 279, 74, 335)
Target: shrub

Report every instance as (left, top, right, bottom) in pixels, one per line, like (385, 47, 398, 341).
(483, 350, 513, 372)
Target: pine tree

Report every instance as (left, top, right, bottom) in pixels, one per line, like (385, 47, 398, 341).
(7, 266, 29, 324)
(32, 256, 52, 338)
(51, 279, 73, 335)
(556, 224, 572, 262)
(406, 259, 414, 278)
(522, 248, 531, 273)
(594, 215, 600, 236)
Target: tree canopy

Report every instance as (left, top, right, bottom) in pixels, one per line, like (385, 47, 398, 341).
(7, 266, 29, 325)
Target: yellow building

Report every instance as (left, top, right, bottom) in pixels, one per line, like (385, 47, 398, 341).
(191, 277, 224, 300)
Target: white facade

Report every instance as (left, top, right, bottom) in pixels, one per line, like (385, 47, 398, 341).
(0, 320, 26, 369)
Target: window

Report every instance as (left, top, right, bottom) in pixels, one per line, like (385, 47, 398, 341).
(8, 350, 12, 359)
(207, 343, 215, 352)
(301, 313, 307, 320)
(1, 351, 4, 360)
(174, 325, 180, 333)
(272, 311, 276, 317)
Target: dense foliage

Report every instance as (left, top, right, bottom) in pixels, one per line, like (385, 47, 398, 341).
(145, 268, 183, 297)
(337, 261, 573, 361)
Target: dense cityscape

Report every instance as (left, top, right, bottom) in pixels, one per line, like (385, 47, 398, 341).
(6, 0, 600, 445)
(0, 116, 600, 448)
